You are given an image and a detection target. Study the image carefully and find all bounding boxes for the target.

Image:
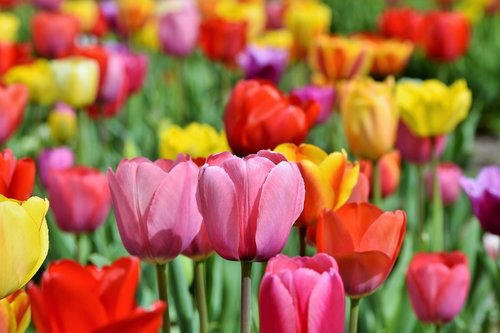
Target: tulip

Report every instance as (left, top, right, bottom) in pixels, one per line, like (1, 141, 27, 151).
(100, 0, 119, 31)
(31, 12, 80, 58)
(396, 121, 447, 165)
(284, 1, 331, 58)
(48, 103, 77, 144)
(0, 84, 28, 146)
(0, 12, 19, 43)
(317, 203, 406, 298)
(347, 172, 370, 204)
(360, 150, 401, 199)
(224, 80, 319, 156)
(265, 1, 285, 29)
(425, 162, 463, 205)
(106, 44, 149, 95)
(0, 196, 49, 299)
(50, 57, 99, 108)
(61, 0, 99, 32)
(0, 43, 32, 75)
(199, 18, 247, 67)
(290, 85, 336, 124)
(421, 11, 470, 62)
(37, 147, 75, 188)
(236, 45, 288, 84)
(215, 0, 265, 38)
(3, 60, 59, 106)
(252, 29, 293, 53)
(461, 166, 500, 235)
(33, 0, 62, 10)
(182, 223, 213, 261)
(158, 122, 229, 160)
(0, 148, 35, 201)
(406, 252, 470, 324)
(0, 289, 30, 332)
(259, 253, 345, 333)
(158, 0, 200, 58)
(309, 36, 373, 84)
(483, 233, 500, 260)
(27, 257, 166, 333)
(378, 7, 424, 43)
(115, 0, 154, 35)
(341, 77, 398, 161)
(47, 167, 110, 234)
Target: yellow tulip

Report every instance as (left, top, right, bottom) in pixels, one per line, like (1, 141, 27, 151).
(396, 79, 472, 137)
(50, 57, 99, 108)
(216, 0, 265, 38)
(159, 122, 229, 159)
(132, 19, 161, 52)
(0, 13, 20, 43)
(274, 143, 359, 227)
(61, 0, 99, 31)
(341, 77, 399, 160)
(0, 196, 49, 299)
(252, 29, 293, 52)
(4, 60, 58, 106)
(0, 289, 30, 333)
(48, 104, 77, 144)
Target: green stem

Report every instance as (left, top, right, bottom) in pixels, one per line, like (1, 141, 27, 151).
(195, 261, 209, 333)
(431, 139, 444, 251)
(373, 159, 382, 207)
(169, 259, 194, 332)
(174, 58, 187, 122)
(156, 263, 171, 333)
(349, 298, 360, 333)
(416, 164, 426, 249)
(435, 324, 442, 333)
(241, 261, 253, 333)
(299, 226, 307, 257)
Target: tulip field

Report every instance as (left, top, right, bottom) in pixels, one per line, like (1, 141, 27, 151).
(2, 0, 500, 332)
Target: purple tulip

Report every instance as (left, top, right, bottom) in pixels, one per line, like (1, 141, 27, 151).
(237, 46, 288, 85)
(425, 162, 463, 206)
(158, 0, 200, 58)
(37, 147, 74, 188)
(291, 85, 335, 124)
(396, 121, 447, 165)
(461, 166, 500, 235)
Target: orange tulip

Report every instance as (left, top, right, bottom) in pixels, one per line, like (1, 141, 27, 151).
(317, 203, 406, 298)
(0, 289, 30, 332)
(360, 150, 401, 199)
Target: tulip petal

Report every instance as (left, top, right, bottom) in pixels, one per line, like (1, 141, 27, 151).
(359, 211, 406, 256)
(9, 158, 35, 201)
(259, 274, 296, 333)
(434, 264, 470, 323)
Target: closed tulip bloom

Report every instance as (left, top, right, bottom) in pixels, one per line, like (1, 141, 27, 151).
(317, 203, 406, 297)
(33, 0, 62, 10)
(158, 0, 200, 58)
(421, 11, 470, 62)
(396, 121, 446, 165)
(47, 167, 110, 234)
(27, 257, 166, 333)
(182, 223, 214, 261)
(360, 150, 401, 198)
(310, 36, 373, 84)
(425, 162, 463, 205)
(396, 79, 472, 137)
(50, 57, 99, 108)
(106, 44, 149, 96)
(0, 13, 19, 43)
(31, 12, 80, 58)
(48, 103, 77, 144)
(274, 143, 359, 227)
(259, 253, 345, 333)
(291, 85, 336, 124)
(341, 77, 398, 160)
(237, 45, 288, 84)
(0, 289, 30, 332)
(115, 0, 154, 35)
(378, 7, 424, 43)
(108, 156, 202, 263)
(0, 196, 49, 299)
(0, 84, 28, 146)
(224, 80, 319, 156)
(37, 147, 74, 188)
(0, 148, 35, 201)
(461, 166, 500, 235)
(159, 122, 229, 160)
(407, 252, 470, 324)
(61, 0, 99, 32)
(197, 151, 305, 261)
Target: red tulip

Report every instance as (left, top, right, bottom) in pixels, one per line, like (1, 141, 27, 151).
(317, 203, 406, 297)
(406, 252, 470, 324)
(31, 11, 80, 58)
(0, 148, 35, 201)
(27, 257, 166, 333)
(259, 253, 345, 333)
(47, 166, 111, 233)
(224, 80, 319, 156)
(199, 18, 247, 67)
(378, 7, 424, 43)
(0, 84, 28, 146)
(421, 11, 470, 62)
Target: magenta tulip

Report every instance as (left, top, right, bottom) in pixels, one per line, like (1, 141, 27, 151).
(47, 166, 110, 233)
(107, 155, 202, 263)
(291, 85, 335, 124)
(37, 146, 74, 187)
(236, 46, 288, 85)
(259, 253, 345, 333)
(197, 151, 305, 261)
(396, 121, 446, 165)
(425, 162, 463, 205)
(407, 252, 470, 324)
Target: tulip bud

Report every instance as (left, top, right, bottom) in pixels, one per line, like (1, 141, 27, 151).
(425, 162, 463, 205)
(48, 103, 77, 144)
(396, 121, 447, 165)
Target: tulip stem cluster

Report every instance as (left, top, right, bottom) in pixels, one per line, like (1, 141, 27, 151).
(156, 263, 171, 333)
(349, 298, 360, 333)
(195, 261, 209, 333)
(430, 145, 444, 251)
(240, 261, 253, 333)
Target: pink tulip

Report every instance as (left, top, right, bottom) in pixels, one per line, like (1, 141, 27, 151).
(182, 223, 213, 261)
(259, 253, 345, 333)
(107, 155, 202, 263)
(47, 166, 111, 233)
(425, 162, 463, 205)
(396, 121, 446, 165)
(197, 151, 305, 261)
(37, 146, 74, 187)
(406, 252, 470, 324)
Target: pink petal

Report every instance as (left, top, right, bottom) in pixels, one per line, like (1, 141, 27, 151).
(259, 274, 296, 333)
(434, 264, 470, 322)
